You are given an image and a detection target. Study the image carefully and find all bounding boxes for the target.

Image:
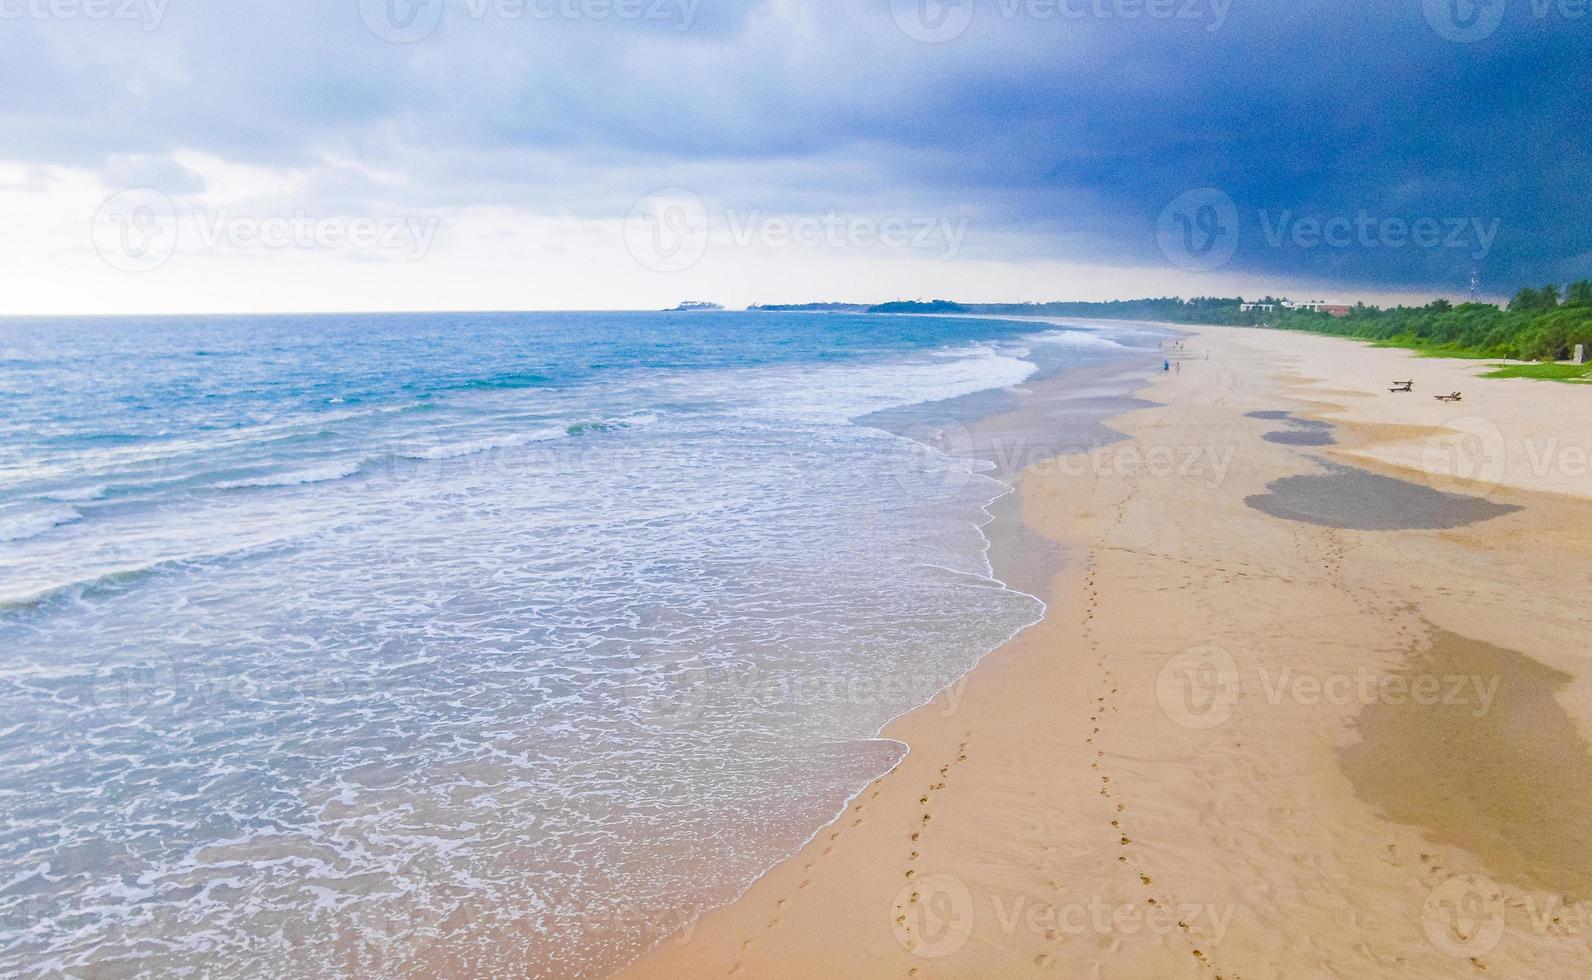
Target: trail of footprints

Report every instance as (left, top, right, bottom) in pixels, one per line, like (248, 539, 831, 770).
(730, 477, 1244, 978)
(894, 736, 975, 975)
(725, 738, 976, 977)
(1085, 490, 1231, 978)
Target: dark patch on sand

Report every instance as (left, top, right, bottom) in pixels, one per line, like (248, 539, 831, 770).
(863, 353, 1161, 481)
(1250, 410, 1338, 446)
(1263, 430, 1336, 447)
(1341, 631, 1592, 900)
(984, 484, 1067, 600)
(1245, 463, 1519, 530)
(1247, 411, 1331, 429)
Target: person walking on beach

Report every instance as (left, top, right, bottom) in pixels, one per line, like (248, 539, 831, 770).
(1164, 359, 1170, 372)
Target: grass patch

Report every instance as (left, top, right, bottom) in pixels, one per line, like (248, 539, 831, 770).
(1481, 362, 1592, 383)
(1367, 336, 1499, 359)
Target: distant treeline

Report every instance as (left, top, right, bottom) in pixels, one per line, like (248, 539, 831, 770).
(854, 284, 1592, 361)
(747, 302, 871, 312)
(865, 297, 1242, 322)
(1243, 284, 1592, 362)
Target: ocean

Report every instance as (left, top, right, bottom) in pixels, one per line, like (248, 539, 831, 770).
(0, 310, 1160, 977)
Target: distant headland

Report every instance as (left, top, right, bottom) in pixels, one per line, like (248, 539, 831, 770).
(741, 286, 1592, 370)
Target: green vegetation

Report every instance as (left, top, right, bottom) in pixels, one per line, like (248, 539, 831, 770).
(1247, 284, 1592, 363)
(1480, 363, 1592, 382)
(866, 300, 970, 314)
(748, 302, 870, 312)
(854, 281, 1592, 377)
(861, 297, 1242, 322)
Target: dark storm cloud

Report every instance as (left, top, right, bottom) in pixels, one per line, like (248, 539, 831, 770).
(2, 0, 1586, 293)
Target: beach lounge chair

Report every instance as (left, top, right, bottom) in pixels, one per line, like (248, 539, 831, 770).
(1389, 380, 1413, 392)
(1434, 392, 1463, 402)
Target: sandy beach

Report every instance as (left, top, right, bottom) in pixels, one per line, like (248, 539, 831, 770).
(618, 324, 1592, 978)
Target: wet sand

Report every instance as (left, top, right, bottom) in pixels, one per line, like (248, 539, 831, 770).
(1245, 462, 1521, 529)
(1263, 429, 1336, 446)
(617, 324, 1592, 978)
(1342, 630, 1592, 903)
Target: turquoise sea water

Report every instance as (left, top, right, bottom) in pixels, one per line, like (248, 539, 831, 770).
(0, 311, 1157, 976)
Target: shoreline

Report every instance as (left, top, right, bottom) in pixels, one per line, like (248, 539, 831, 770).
(618, 323, 1592, 978)
(589, 330, 1165, 976)
(608, 330, 1170, 977)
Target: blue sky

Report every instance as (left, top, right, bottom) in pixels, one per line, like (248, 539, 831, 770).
(1, 0, 1587, 313)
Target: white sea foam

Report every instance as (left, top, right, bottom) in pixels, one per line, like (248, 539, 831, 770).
(693, 342, 1038, 424)
(43, 485, 109, 503)
(210, 460, 363, 491)
(401, 426, 566, 461)
(1028, 327, 1130, 350)
(0, 316, 1159, 979)
(0, 505, 81, 543)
